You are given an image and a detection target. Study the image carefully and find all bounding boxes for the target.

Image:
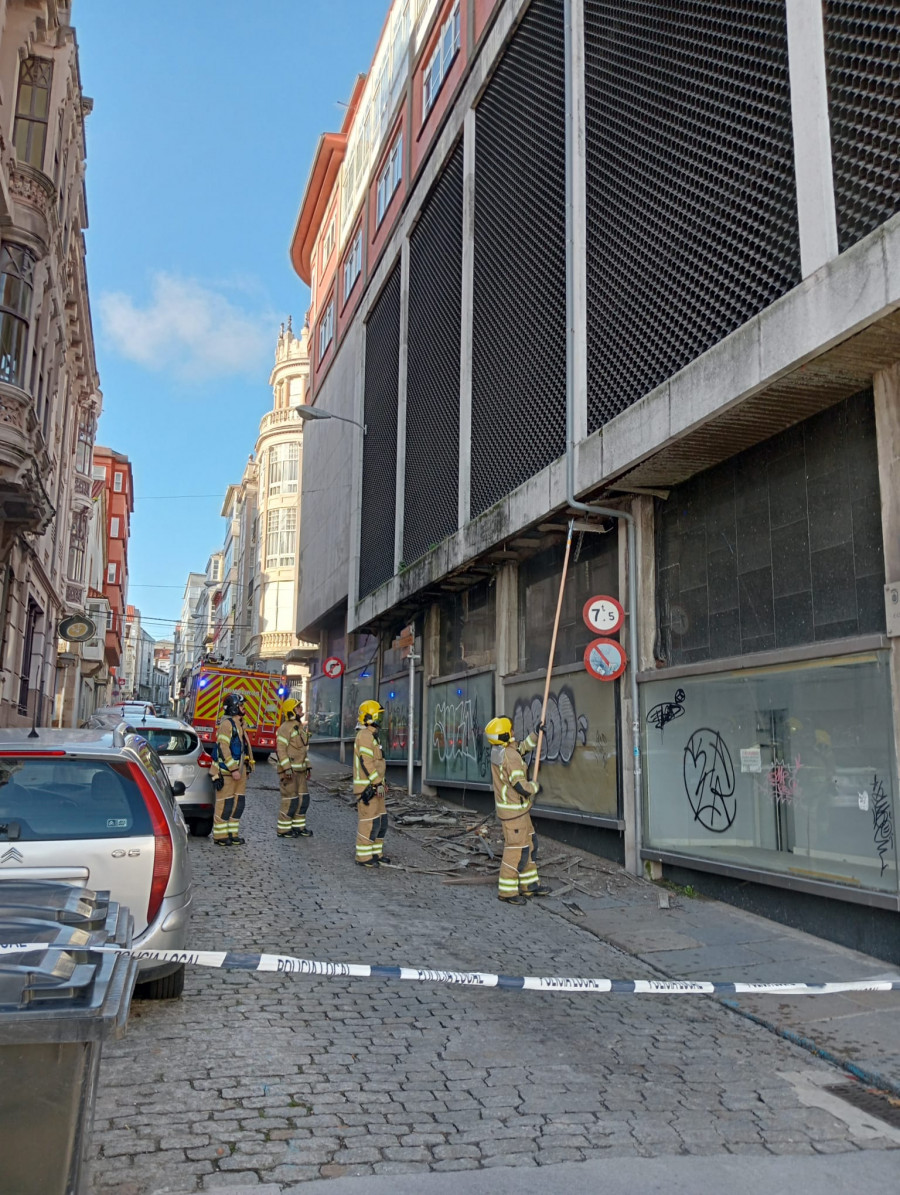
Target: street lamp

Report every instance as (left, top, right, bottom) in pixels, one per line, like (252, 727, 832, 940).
(294, 405, 366, 435)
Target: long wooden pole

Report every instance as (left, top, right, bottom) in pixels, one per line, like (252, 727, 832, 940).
(532, 520, 575, 787)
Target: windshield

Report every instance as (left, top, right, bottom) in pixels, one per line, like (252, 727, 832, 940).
(0, 757, 152, 841)
(138, 728, 198, 757)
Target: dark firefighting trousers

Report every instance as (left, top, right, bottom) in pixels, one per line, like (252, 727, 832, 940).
(498, 814, 540, 898)
(278, 768, 310, 835)
(356, 785, 387, 862)
(213, 765, 248, 841)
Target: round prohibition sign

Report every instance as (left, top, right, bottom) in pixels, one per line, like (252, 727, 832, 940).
(584, 637, 628, 682)
(323, 656, 345, 679)
(582, 595, 625, 635)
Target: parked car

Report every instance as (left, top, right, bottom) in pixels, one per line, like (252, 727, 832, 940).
(94, 701, 157, 719)
(0, 725, 193, 999)
(83, 713, 215, 838)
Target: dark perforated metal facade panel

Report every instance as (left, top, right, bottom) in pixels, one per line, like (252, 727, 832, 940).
(359, 265, 402, 600)
(823, 3, 900, 251)
(584, 1, 801, 433)
(404, 142, 464, 565)
(470, 0, 567, 518)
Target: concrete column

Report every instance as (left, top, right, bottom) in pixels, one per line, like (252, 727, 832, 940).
(785, 0, 839, 277)
(395, 239, 411, 572)
(347, 327, 366, 628)
(873, 365, 900, 796)
(616, 514, 638, 871)
(494, 562, 519, 713)
(421, 602, 441, 796)
(634, 495, 657, 672)
(458, 107, 476, 530)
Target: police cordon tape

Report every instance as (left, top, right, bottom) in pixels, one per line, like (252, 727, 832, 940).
(2, 941, 900, 995)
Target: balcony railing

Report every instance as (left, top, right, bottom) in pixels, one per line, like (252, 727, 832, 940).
(260, 408, 301, 434)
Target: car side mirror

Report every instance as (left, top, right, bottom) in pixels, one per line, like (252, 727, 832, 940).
(171, 781, 186, 797)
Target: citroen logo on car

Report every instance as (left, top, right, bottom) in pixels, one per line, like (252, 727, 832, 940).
(1, 847, 24, 864)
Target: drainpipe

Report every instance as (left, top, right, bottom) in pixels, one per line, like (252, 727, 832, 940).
(564, 0, 642, 877)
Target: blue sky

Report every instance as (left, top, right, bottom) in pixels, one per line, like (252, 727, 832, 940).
(75, 0, 387, 639)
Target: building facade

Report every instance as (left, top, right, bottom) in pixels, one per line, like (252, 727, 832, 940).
(0, 1, 104, 726)
(292, 0, 900, 959)
(93, 446, 133, 701)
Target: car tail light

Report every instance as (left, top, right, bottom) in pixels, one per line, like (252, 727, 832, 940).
(126, 762, 173, 925)
(197, 752, 213, 769)
(0, 750, 66, 757)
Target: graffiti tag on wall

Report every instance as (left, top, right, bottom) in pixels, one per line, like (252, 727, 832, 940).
(872, 774, 895, 876)
(432, 694, 489, 777)
(512, 686, 589, 766)
(683, 728, 736, 832)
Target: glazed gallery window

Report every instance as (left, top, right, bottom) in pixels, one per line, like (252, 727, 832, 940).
(267, 442, 299, 496)
(422, 1, 461, 118)
(321, 219, 335, 266)
(74, 405, 94, 475)
(343, 229, 363, 302)
(67, 511, 88, 584)
(0, 244, 36, 387)
(318, 299, 335, 362)
(265, 507, 296, 569)
(376, 133, 403, 226)
(642, 652, 898, 894)
(14, 57, 53, 169)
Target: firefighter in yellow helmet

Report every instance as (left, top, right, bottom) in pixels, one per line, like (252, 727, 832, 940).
(212, 692, 254, 846)
(276, 698, 313, 838)
(486, 715, 552, 904)
(353, 699, 390, 867)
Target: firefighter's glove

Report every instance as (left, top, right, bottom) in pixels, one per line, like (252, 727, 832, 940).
(212, 775, 225, 792)
(535, 721, 546, 735)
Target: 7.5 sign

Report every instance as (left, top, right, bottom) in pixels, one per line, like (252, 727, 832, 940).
(582, 595, 624, 635)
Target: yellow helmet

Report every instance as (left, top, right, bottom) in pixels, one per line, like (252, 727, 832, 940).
(485, 716, 513, 746)
(282, 698, 299, 716)
(359, 699, 385, 725)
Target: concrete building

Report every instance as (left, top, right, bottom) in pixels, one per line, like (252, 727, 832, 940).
(291, 0, 900, 958)
(172, 571, 206, 712)
(93, 446, 133, 700)
(0, 1, 103, 725)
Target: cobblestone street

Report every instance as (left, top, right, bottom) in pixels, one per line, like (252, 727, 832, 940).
(89, 764, 899, 1193)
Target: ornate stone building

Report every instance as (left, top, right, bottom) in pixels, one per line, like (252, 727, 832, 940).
(0, 2, 103, 726)
(237, 319, 316, 685)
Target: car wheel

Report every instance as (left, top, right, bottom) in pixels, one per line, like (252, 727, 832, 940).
(134, 964, 185, 1001)
(190, 817, 214, 838)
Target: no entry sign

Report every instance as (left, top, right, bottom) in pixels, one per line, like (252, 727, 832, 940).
(323, 656, 345, 679)
(584, 637, 628, 682)
(583, 595, 624, 636)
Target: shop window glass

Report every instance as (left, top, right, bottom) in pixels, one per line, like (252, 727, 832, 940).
(426, 669, 494, 787)
(503, 668, 618, 818)
(438, 579, 495, 675)
(643, 652, 898, 893)
(518, 531, 618, 673)
(308, 672, 342, 739)
(379, 669, 423, 762)
(341, 666, 378, 739)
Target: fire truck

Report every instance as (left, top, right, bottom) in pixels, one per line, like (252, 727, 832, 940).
(185, 664, 285, 758)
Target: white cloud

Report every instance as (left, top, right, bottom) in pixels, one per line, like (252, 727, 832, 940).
(99, 273, 275, 381)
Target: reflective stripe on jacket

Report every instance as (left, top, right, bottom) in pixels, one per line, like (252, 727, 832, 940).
(491, 733, 538, 819)
(354, 725, 386, 793)
(276, 717, 310, 770)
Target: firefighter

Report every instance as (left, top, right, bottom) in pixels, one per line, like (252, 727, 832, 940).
(486, 716, 553, 904)
(276, 698, 313, 838)
(353, 699, 390, 867)
(212, 692, 254, 846)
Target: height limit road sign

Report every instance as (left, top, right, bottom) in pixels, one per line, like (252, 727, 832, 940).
(583, 595, 624, 636)
(584, 637, 628, 682)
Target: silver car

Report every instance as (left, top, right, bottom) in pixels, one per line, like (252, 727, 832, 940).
(0, 725, 193, 999)
(85, 714, 216, 838)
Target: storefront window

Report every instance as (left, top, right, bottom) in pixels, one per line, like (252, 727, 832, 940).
(502, 668, 618, 818)
(438, 581, 495, 674)
(341, 666, 377, 738)
(426, 670, 494, 787)
(308, 673, 341, 740)
(379, 670, 423, 762)
(643, 652, 898, 893)
(518, 532, 618, 673)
